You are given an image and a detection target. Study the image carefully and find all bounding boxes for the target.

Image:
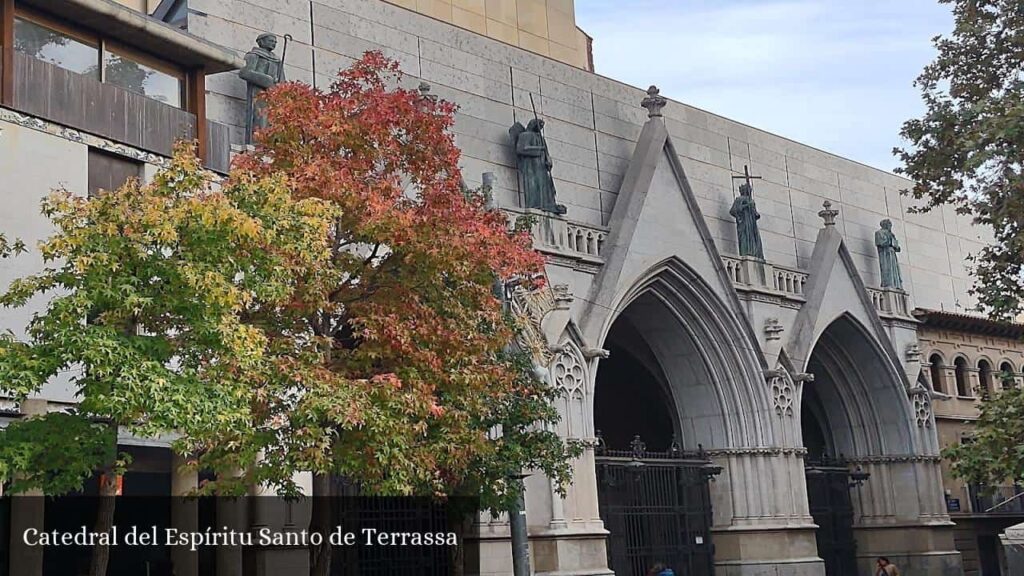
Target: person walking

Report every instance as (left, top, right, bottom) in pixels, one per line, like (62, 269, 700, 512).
(876, 556, 900, 576)
(646, 562, 675, 576)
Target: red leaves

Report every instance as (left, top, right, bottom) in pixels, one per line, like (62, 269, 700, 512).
(230, 52, 546, 494)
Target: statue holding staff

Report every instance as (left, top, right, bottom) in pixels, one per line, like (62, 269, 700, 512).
(239, 33, 289, 144)
(876, 219, 904, 289)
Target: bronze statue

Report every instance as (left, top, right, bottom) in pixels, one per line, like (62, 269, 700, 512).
(510, 118, 567, 215)
(239, 33, 286, 144)
(875, 219, 904, 289)
(730, 180, 764, 259)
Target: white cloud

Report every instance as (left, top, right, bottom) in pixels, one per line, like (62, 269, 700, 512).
(576, 0, 953, 172)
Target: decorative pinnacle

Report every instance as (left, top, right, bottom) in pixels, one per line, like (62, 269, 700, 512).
(418, 81, 437, 102)
(641, 85, 667, 118)
(818, 200, 839, 227)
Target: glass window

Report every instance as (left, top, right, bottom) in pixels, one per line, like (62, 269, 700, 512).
(103, 47, 183, 108)
(14, 17, 100, 79)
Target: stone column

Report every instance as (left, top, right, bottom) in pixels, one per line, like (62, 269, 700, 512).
(527, 443, 612, 576)
(9, 399, 47, 576)
(707, 448, 824, 575)
(170, 453, 199, 576)
(940, 365, 955, 395)
(966, 367, 980, 397)
(215, 470, 246, 576)
(848, 457, 962, 575)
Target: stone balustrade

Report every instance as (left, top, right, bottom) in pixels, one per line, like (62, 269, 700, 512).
(507, 209, 607, 268)
(565, 222, 607, 258)
(772, 265, 808, 297)
(868, 286, 911, 318)
(721, 255, 912, 319)
(720, 255, 806, 301)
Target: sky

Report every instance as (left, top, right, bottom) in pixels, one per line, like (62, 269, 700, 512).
(575, 0, 954, 173)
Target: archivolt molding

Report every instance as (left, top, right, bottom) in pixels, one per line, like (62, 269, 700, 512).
(600, 258, 775, 448)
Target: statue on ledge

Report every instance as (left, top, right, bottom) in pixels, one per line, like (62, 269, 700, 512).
(729, 166, 765, 260)
(876, 219, 904, 290)
(510, 118, 567, 215)
(239, 33, 286, 144)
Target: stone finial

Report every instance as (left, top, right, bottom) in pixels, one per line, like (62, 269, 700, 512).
(418, 81, 438, 102)
(641, 85, 667, 118)
(818, 200, 839, 227)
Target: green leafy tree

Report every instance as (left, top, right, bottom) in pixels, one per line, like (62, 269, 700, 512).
(896, 0, 1024, 490)
(943, 386, 1024, 488)
(0, 146, 334, 576)
(895, 0, 1024, 319)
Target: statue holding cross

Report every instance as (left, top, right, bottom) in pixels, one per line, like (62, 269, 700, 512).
(730, 165, 765, 260)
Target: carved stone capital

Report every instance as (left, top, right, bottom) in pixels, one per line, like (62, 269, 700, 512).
(764, 318, 784, 341)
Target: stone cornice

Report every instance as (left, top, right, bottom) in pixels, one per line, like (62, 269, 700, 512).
(846, 454, 942, 464)
(0, 107, 168, 165)
(706, 447, 808, 457)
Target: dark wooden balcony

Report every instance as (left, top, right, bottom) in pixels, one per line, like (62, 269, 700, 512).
(10, 51, 231, 172)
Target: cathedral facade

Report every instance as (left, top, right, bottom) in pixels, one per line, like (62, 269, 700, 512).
(0, 0, 1001, 574)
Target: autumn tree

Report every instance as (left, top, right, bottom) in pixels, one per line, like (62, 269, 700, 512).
(0, 147, 334, 576)
(211, 52, 578, 573)
(896, 0, 1024, 489)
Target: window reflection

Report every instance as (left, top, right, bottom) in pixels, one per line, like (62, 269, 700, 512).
(14, 17, 99, 79)
(104, 50, 183, 108)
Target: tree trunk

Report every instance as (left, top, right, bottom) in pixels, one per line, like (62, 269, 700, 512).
(309, 474, 333, 576)
(89, 471, 119, 576)
(447, 509, 467, 576)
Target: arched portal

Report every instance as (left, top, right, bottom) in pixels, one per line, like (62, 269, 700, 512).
(593, 315, 676, 452)
(591, 258, 771, 576)
(801, 315, 915, 576)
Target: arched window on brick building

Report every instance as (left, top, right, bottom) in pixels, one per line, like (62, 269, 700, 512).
(955, 357, 971, 397)
(1000, 361, 1017, 389)
(978, 359, 994, 397)
(929, 354, 945, 394)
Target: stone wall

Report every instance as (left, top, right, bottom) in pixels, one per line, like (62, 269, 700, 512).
(382, 0, 591, 70)
(190, 0, 988, 315)
(0, 112, 168, 405)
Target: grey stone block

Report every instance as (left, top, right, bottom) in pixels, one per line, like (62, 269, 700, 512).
(546, 138, 598, 170)
(540, 95, 595, 130)
(314, 24, 420, 76)
(417, 58, 509, 103)
(595, 132, 637, 161)
(595, 112, 643, 142)
(314, 1, 421, 55)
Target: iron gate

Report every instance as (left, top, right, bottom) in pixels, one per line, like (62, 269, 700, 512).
(805, 456, 859, 576)
(595, 435, 720, 576)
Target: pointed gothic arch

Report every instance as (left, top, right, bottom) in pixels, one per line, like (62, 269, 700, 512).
(593, 256, 773, 451)
(802, 313, 916, 457)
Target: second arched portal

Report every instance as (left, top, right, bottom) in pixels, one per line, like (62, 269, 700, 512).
(591, 259, 772, 576)
(593, 294, 717, 576)
(800, 315, 917, 576)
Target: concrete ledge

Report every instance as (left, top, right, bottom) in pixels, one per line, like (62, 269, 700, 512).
(22, 0, 244, 72)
